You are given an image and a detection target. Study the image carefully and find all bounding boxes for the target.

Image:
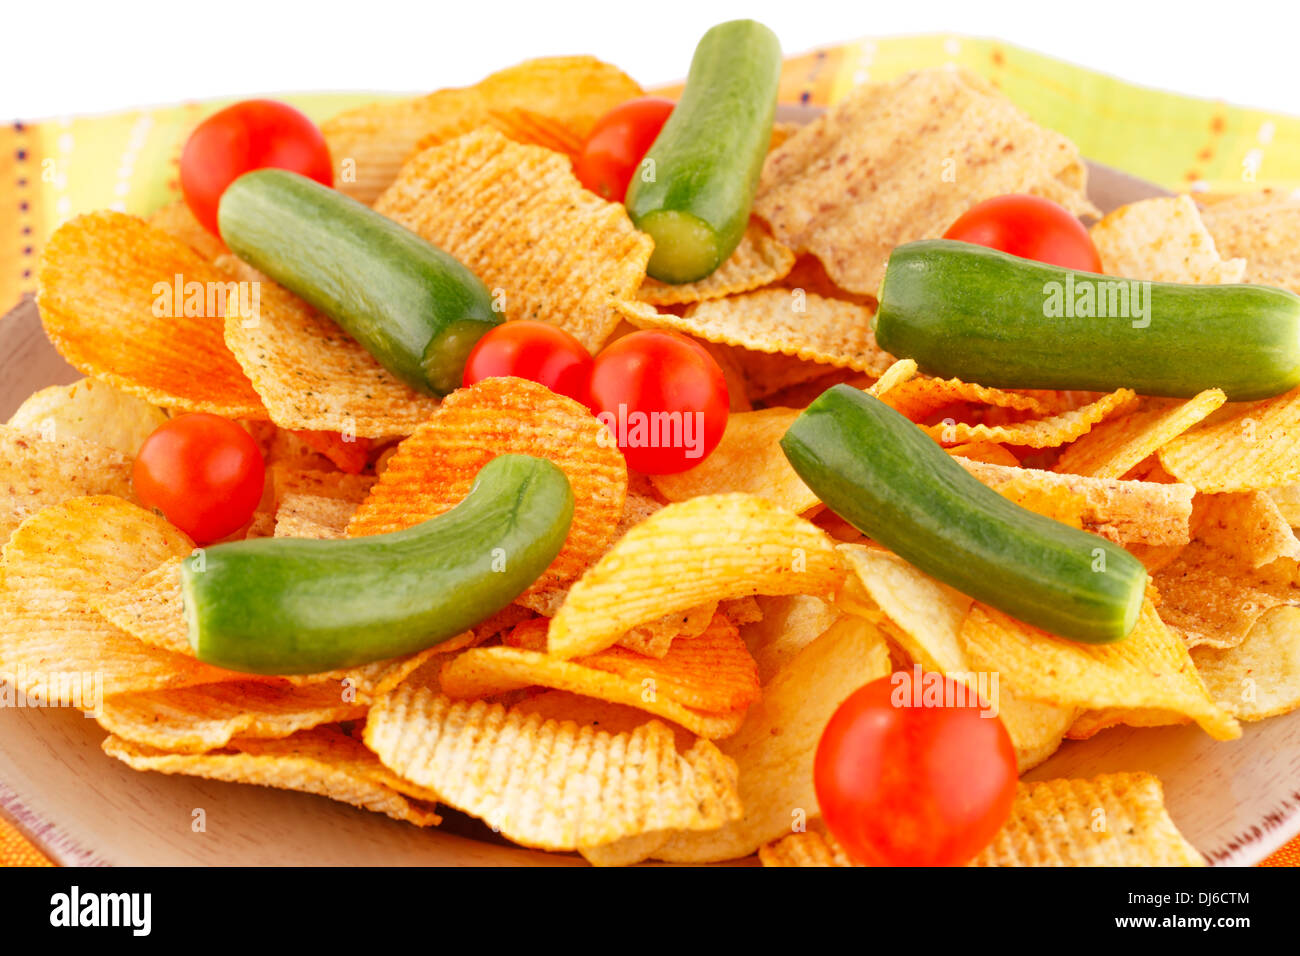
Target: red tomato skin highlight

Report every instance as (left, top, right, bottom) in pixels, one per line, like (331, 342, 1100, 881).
(814, 671, 1018, 867)
(943, 194, 1102, 273)
(462, 320, 595, 406)
(132, 413, 266, 545)
(574, 98, 675, 202)
(588, 330, 728, 475)
(181, 99, 333, 235)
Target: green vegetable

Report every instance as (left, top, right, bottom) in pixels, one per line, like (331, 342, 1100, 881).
(780, 385, 1148, 643)
(625, 19, 780, 283)
(181, 454, 573, 674)
(874, 239, 1300, 401)
(218, 168, 499, 395)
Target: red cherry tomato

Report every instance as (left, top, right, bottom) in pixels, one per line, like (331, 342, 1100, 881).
(944, 194, 1102, 272)
(574, 98, 675, 202)
(814, 671, 1017, 866)
(132, 413, 266, 545)
(181, 99, 333, 235)
(462, 320, 594, 405)
(588, 330, 728, 474)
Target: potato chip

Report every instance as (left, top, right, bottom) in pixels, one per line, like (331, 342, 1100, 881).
(92, 556, 190, 655)
(1090, 196, 1246, 283)
(36, 212, 266, 417)
(1269, 484, 1300, 526)
(761, 773, 1204, 867)
(1201, 188, 1300, 294)
(1065, 707, 1190, 740)
(375, 128, 653, 351)
(1194, 491, 1300, 568)
(346, 377, 626, 593)
(743, 594, 842, 684)
(147, 200, 228, 262)
(961, 601, 1240, 740)
(0, 425, 134, 543)
(413, 107, 584, 159)
(615, 601, 717, 658)
(472, 55, 643, 139)
(274, 494, 357, 540)
(96, 681, 368, 754)
(720, 595, 763, 626)
(270, 465, 376, 505)
(755, 69, 1094, 295)
(882, 377, 1050, 422)
(1192, 605, 1300, 720)
(103, 727, 441, 826)
(1159, 386, 1300, 492)
(946, 442, 1021, 467)
(7, 377, 168, 456)
(1151, 542, 1289, 649)
(1054, 390, 1227, 479)
(923, 389, 1138, 448)
(760, 369, 871, 409)
(628, 290, 893, 375)
(958, 459, 1195, 546)
(728, 347, 841, 401)
(637, 222, 796, 306)
(363, 678, 740, 851)
(546, 494, 844, 659)
(866, 358, 919, 398)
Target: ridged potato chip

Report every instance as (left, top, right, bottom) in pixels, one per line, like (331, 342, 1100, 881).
(1055, 390, 1227, 479)
(1192, 605, 1300, 720)
(363, 678, 741, 851)
(1193, 491, 1300, 568)
(1200, 188, 1300, 294)
(1090, 196, 1245, 283)
(1151, 542, 1292, 649)
(346, 377, 626, 593)
(36, 212, 266, 417)
(92, 556, 191, 655)
(743, 594, 842, 684)
(414, 107, 584, 159)
(924, 389, 1138, 448)
(546, 494, 844, 659)
(375, 128, 653, 351)
(274, 493, 357, 540)
(1159, 386, 1300, 492)
(7, 378, 167, 457)
(614, 601, 717, 658)
(270, 465, 375, 505)
(103, 727, 441, 826)
(882, 377, 1050, 422)
(638, 222, 796, 306)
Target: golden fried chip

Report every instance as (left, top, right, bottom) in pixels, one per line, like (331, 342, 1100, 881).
(1065, 707, 1190, 740)
(1055, 390, 1227, 479)
(274, 493, 357, 540)
(1269, 484, 1300, 526)
(92, 556, 190, 655)
(0, 425, 134, 543)
(615, 601, 717, 658)
(270, 465, 376, 505)
(7, 378, 168, 457)
(147, 200, 228, 262)
(961, 601, 1239, 740)
(1159, 386, 1300, 492)
(346, 377, 626, 592)
(376, 128, 652, 351)
(36, 212, 266, 417)
(546, 494, 844, 659)
(755, 69, 1094, 295)
(1194, 491, 1300, 568)
(414, 107, 584, 159)
(363, 680, 740, 851)
(946, 441, 1020, 467)
(1192, 605, 1300, 720)
(924, 389, 1138, 448)
(1090, 196, 1245, 283)
(743, 595, 842, 684)
(103, 727, 441, 826)
(1201, 188, 1300, 294)
(637, 222, 796, 306)
(882, 377, 1049, 422)
(1151, 542, 1290, 648)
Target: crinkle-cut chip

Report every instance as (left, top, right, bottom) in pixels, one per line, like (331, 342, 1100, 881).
(761, 773, 1204, 867)
(1192, 605, 1300, 720)
(1055, 390, 1227, 480)
(270, 466, 376, 506)
(987, 473, 1088, 530)
(363, 679, 740, 851)
(7, 378, 168, 457)
(274, 493, 357, 540)
(147, 200, 228, 262)
(36, 212, 266, 417)
(0, 425, 134, 543)
(776, 253, 877, 308)
(1151, 542, 1288, 649)
(1201, 188, 1300, 294)
(1090, 196, 1246, 283)
(961, 601, 1240, 740)
(1159, 386, 1300, 493)
(881, 377, 1050, 422)
(96, 681, 368, 754)
(754, 69, 1095, 296)
(957, 459, 1194, 547)
(92, 556, 190, 655)
(615, 601, 718, 658)
(728, 348, 840, 401)
(346, 377, 626, 592)
(923, 389, 1138, 449)
(1194, 491, 1300, 568)
(217, 257, 440, 438)
(629, 290, 893, 375)
(637, 222, 797, 306)
(946, 441, 1020, 467)
(546, 494, 844, 659)
(375, 129, 652, 351)
(414, 107, 584, 159)
(836, 544, 1072, 771)
(0, 496, 248, 702)
(323, 56, 641, 204)
(1269, 484, 1300, 525)
(744, 595, 841, 684)
(508, 689, 687, 748)
(102, 728, 441, 826)
(649, 613, 892, 863)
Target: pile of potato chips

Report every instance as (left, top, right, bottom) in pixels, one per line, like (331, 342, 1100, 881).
(5, 58, 1300, 866)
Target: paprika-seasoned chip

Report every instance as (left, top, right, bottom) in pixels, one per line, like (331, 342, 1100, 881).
(946, 442, 1020, 467)
(961, 601, 1240, 740)
(36, 212, 266, 417)
(1090, 196, 1245, 283)
(7, 378, 168, 457)
(882, 377, 1050, 422)
(1159, 386, 1300, 492)
(346, 377, 626, 592)
(0, 425, 134, 543)
(218, 257, 440, 438)
(286, 429, 374, 475)
(1193, 491, 1300, 568)
(147, 200, 228, 262)
(92, 556, 190, 655)
(637, 222, 796, 306)
(103, 727, 441, 826)
(1151, 542, 1290, 649)
(1055, 390, 1227, 479)
(754, 69, 1094, 295)
(615, 601, 717, 658)
(923, 389, 1138, 448)
(628, 289, 893, 375)
(1201, 188, 1300, 294)
(546, 494, 844, 659)
(376, 128, 653, 351)
(270, 465, 376, 507)
(363, 678, 741, 851)
(274, 494, 357, 540)
(1192, 605, 1300, 720)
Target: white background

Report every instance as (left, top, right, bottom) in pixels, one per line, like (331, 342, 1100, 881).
(2, 0, 1297, 119)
